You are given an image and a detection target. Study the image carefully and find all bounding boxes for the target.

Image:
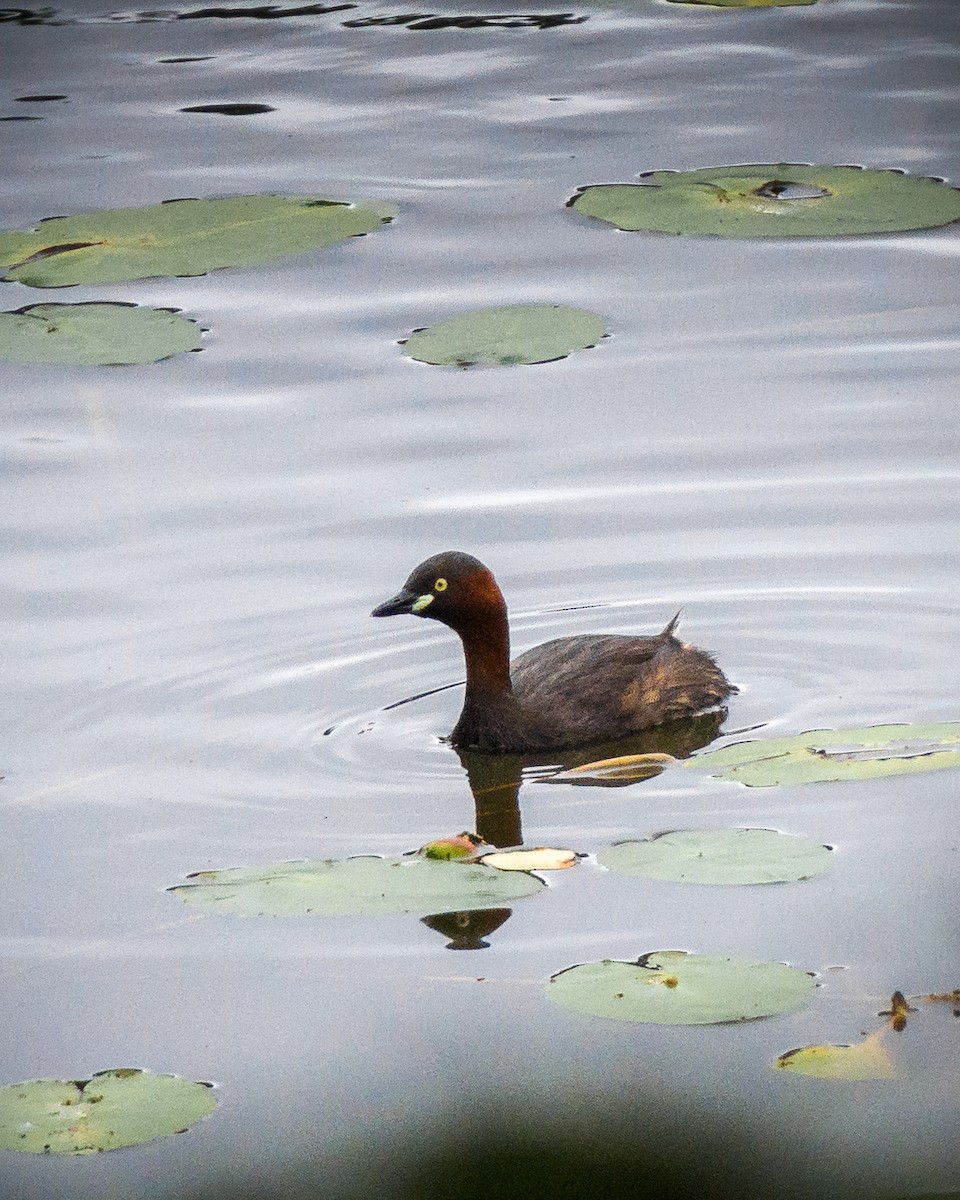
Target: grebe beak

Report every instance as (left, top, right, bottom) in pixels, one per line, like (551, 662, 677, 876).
(371, 588, 422, 618)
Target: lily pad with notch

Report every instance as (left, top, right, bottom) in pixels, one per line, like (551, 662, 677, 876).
(0, 193, 396, 288)
(685, 722, 960, 787)
(568, 164, 960, 238)
(598, 828, 833, 885)
(170, 853, 545, 918)
(401, 303, 607, 367)
(0, 1068, 216, 1154)
(548, 950, 816, 1025)
(0, 301, 202, 365)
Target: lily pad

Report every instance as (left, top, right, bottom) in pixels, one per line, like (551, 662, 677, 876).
(0, 194, 396, 287)
(685, 722, 960, 787)
(0, 1069, 216, 1154)
(170, 854, 545, 918)
(549, 950, 815, 1025)
(0, 302, 202, 365)
(568, 165, 960, 238)
(775, 1035, 896, 1080)
(477, 847, 578, 872)
(598, 828, 833, 885)
(401, 304, 607, 367)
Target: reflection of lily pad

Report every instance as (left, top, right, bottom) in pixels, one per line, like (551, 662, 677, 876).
(402, 304, 607, 366)
(685, 722, 960, 787)
(569, 165, 960, 238)
(598, 828, 833, 885)
(0, 302, 202, 365)
(0, 1069, 216, 1154)
(171, 854, 544, 918)
(549, 951, 815, 1026)
(776, 1035, 895, 1080)
(0, 194, 396, 287)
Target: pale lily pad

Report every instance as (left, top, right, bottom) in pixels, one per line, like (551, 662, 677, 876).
(170, 854, 544, 918)
(0, 302, 202, 365)
(478, 847, 578, 872)
(0, 194, 396, 287)
(775, 1034, 896, 1080)
(598, 828, 833, 885)
(401, 304, 607, 367)
(685, 722, 960, 787)
(569, 165, 960, 238)
(549, 950, 815, 1025)
(0, 1069, 216, 1154)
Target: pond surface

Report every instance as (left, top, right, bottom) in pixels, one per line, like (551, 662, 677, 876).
(2, 0, 960, 1195)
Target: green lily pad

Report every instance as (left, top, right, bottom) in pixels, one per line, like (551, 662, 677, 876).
(0, 194, 396, 287)
(170, 854, 545, 918)
(598, 828, 833, 885)
(548, 950, 815, 1026)
(0, 302, 202, 365)
(0, 1069, 216, 1154)
(401, 304, 607, 367)
(775, 1035, 896, 1080)
(569, 165, 960, 238)
(685, 722, 960, 788)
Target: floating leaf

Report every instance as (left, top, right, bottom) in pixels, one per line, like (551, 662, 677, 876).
(0, 1069, 216, 1155)
(544, 753, 676, 785)
(775, 1033, 896, 1080)
(598, 828, 833, 885)
(549, 950, 815, 1026)
(402, 304, 607, 367)
(171, 854, 544, 918)
(0, 302, 202, 365)
(685, 722, 960, 787)
(569, 165, 960, 238)
(0, 194, 396, 287)
(478, 847, 578, 872)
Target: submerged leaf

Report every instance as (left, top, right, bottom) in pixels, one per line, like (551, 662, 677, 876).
(0, 194, 396, 287)
(775, 1033, 896, 1080)
(598, 828, 833, 885)
(0, 302, 202, 365)
(667, 0, 816, 6)
(171, 854, 544, 918)
(548, 950, 815, 1026)
(544, 753, 676, 785)
(685, 722, 960, 787)
(402, 304, 607, 367)
(0, 1069, 216, 1154)
(569, 165, 960, 238)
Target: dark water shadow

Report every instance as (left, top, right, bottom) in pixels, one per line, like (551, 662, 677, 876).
(458, 709, 728, 847)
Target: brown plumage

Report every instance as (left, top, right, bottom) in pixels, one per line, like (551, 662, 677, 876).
(371, 551, 736, 754)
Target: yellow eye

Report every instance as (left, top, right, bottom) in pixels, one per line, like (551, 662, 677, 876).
(435, 578, 448, 592)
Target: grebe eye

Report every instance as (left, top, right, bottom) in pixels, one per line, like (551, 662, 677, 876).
(435, 578, 447, 592)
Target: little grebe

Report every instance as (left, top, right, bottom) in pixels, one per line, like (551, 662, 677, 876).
(371, 551, 736, 754)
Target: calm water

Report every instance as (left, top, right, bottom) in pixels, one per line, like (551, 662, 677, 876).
(3, 0, 960, 1195)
